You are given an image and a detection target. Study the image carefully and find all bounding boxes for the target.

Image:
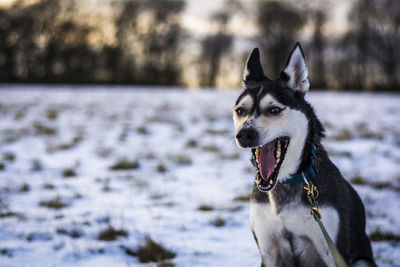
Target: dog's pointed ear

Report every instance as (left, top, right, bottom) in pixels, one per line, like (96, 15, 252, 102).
(243, 48, 267, 86)
(280, 43, 309, 94)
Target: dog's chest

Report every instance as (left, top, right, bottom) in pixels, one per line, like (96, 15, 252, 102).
(250, 201, 339, 266)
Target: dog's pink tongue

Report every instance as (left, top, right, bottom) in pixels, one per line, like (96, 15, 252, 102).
(259, 141, 276, 181)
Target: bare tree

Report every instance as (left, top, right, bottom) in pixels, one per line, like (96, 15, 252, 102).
(198, 0, 242, 88)
(342, 0, 375, 89)
(0, 0, 61, 82)
(368, 0, 400, 90)
(0, 0, 100, 83)
(138, 0, 186, 85)
(0, 0, 186, 85)
(337, 0, 400, 90)
(309, 9, 327, 89)
(256, 1, 306, 77)
(198, 13, 232, 87)
(111, 0, 141, 83)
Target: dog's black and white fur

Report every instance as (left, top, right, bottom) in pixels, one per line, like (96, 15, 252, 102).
(233, 43, 376, 266)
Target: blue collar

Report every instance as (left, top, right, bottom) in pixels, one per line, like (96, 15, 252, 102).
(279, 146, 317, 184)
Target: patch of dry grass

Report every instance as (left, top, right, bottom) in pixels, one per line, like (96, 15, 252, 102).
(233, 193, 250, 202)
(137, 236, 176, 263)
(62, 168, 77, 178)
(39, 196, 70, 209)
(197, 205, 214, 211)
(110, 159, 140, 170)
(97, 226, 128, 241)
(369, 230, 400, 242)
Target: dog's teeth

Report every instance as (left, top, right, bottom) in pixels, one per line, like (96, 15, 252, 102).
(269, 179, 273, 185)
(276, 141, 281, 158)
(255, 148, 260, 163)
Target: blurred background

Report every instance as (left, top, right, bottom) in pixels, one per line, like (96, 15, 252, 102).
(0, 0, 400, 267)
(0, 0, 399, 90)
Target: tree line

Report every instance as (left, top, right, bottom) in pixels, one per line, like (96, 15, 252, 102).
(0, 0, 185, 85)
(0, 0, 399, 91)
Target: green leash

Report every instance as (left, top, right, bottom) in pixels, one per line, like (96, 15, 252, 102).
(303, 176, 349, 267)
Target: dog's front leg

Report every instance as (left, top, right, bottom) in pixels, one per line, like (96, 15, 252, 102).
(259, 239, 295, 267)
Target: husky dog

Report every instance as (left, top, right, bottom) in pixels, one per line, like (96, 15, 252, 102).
(233, 43, 376, 267)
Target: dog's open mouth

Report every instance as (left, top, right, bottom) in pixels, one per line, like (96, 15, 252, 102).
(252, 137, 290, 191)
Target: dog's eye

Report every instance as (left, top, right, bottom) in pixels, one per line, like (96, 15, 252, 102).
(269, 107, 282, 115)
(235, 107, 245, 116)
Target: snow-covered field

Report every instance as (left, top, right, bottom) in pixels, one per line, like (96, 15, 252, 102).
(0, 86, 399, 267)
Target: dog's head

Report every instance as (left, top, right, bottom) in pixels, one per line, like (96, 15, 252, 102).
(233, 43, 312, 191)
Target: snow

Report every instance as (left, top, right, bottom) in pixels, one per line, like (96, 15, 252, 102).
(0, 86, 399, 266)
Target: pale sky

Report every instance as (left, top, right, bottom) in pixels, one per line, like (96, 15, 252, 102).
(0, 0, 351, 37)
(183, 0, 351, 37)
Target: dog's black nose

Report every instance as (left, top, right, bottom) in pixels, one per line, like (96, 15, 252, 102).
(236, 128, 259, 147)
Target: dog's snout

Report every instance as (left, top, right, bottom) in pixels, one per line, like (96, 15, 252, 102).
(236, 128, 257, 140)
(236, 128, 259, 147)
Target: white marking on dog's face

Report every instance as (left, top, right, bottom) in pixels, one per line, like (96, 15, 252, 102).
(258, 94, 285, 111)
(233, 95, 257, 147)
(250, 202, 339, 266)
(233, 95, 254, 127)
(255, 94, 308, 182)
